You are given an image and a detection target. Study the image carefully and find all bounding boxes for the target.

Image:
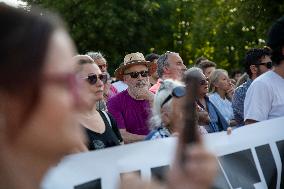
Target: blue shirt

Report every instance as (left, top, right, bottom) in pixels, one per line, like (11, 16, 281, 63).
(144, 126, 171, 140)
(209, 92, 234, 124)
(232, 79, 252, 126)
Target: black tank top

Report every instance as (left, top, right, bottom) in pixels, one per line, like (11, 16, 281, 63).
(85, 111, 122, 150)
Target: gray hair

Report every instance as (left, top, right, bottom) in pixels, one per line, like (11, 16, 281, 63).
(86, 51, 105, 61)
(156, 51, 178, 78)
(209, 69, 228, 93)
(149, 79, 184, 129)
(183, 67, 204, 82)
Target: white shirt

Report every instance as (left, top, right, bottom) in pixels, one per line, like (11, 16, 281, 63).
(112, 81, 128, 92)
(244, 70, 284, 122)
(209, 92, 234, 123)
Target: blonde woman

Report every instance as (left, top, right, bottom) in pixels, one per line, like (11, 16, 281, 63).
(209, 69, 236, 126)
(74, 55, 123, 150)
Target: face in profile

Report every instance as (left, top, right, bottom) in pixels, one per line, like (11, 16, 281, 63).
(196, 72, 209, 97)
(167, 53, 187, 80)
(204, 66, 216, 78)
(257, 55, 272, 76)
(214, 72, 232, 92)
(11, 30, 86, 160)
(94, 58, 108, 73)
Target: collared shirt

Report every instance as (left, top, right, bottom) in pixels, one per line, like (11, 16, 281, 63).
(209, 92, 234, 124)
(149, 79, 163, 94)
(232, 79, 252, 126)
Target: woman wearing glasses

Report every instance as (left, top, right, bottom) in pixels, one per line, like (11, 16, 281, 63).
(0, 4, 87, 189)
(184, 68, 229, 133)
(74, 55, 123, 150)
(145, 79, 185, 140)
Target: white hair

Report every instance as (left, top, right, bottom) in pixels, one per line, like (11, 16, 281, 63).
(149, 79, 184, 129)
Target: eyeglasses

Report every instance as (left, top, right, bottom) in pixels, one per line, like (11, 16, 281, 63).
(161, 86, 186, 108)
(83, 74, 108, 85)
(124, 70, 149, 78)
(44, 73, 82, 107)
(199, 78, 209, 85)
(255, 61, 273, 69)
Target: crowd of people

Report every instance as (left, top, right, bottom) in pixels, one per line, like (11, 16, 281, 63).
(0, 2, 284, 189)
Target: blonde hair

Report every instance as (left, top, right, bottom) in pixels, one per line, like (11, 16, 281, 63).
(209, 69, 228, 93)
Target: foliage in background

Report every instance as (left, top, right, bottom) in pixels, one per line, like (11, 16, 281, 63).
(24, 0, 284, 75)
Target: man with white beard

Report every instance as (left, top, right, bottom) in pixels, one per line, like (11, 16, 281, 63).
(107, 52, 157, 143)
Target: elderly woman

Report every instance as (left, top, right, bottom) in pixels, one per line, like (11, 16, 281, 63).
(74, 55, 123, 150)
(184, 68, 229, 133)
(145, 79, 185, 140)
(0, 4, 87, 189)
(209, 69, 236, 126)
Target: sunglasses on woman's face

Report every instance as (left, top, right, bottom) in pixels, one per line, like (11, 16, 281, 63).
(200, 78, 209, 85)
(83, 74, 108, 85)
(124, 70, 149, 78)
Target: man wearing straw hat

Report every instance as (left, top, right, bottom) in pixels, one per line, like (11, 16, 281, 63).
(107, 52, 157, 143)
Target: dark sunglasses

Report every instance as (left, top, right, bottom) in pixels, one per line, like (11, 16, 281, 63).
(255, 61, 273, 69)
(161, 86, 186, 108)
(84, 74, 108, 85)
(124, 70, 149, 78)
(200, 78, 209, 85)
(98, 64, 107, 70)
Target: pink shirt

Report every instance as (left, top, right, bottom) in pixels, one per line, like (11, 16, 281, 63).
(149, 79, 163, 94)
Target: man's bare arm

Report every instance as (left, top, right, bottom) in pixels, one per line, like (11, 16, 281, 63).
(119, 129, 145, 144)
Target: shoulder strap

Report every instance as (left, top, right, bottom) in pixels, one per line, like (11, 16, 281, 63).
(101, 110, 112, 128)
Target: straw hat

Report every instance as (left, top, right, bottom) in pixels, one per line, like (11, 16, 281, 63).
(114, 52, 157, 81)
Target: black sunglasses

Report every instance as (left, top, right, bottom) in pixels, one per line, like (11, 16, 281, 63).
(256, 61, 273, 69)
(84, 74, 108, 85)
(161, 86, 186, 108)
(124, 70, 149, 78)
(199, 77, 209, 85)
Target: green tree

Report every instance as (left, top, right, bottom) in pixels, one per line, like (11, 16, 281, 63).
(25, 0, 179, 74)
(24, 0, 284, 74)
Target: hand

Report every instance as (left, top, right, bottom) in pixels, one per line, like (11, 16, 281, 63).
(226, 127, 232, 135)
(136, 88, 154, 102)
(167, 144, 218, 189)
(197, 111, 210, 125)
(226, 87, 234, 100)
